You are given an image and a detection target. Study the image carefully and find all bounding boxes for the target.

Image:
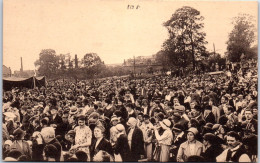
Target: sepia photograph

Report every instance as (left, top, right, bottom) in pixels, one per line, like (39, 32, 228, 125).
(3, 0, 258, 162)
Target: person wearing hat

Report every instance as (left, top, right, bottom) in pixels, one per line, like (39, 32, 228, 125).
(209, 97, 220, 123)
(189, 105, 205, 124)
(153, 118, 173, 162)
(126, 117, 145, 162)
(103, 99, 116, 119)
(242, 134, 258, 162)
(90, 124, 113, 161)
(69, 106, 79, 116)
(171, 124, 186, 161)
(109, 115, 120, 145)
(10, 128, 31, 159)
(43, 144, 59, 161)
(113, 124, 130, 162)
(216, 131, 251, 162)
(49, 106, 62, 132)
(72, 115, 92, 161)
(221, 105, 238, 130)
(140, 114, 153, 161)
(3, 140, 13, 159)
(172, 105, 189, 128)
(126, 103, 137, 118)
(177, 127, 203, 162)
(20, 106, 30, 132)
(203, 105, 215, 124)
(240, 108, 257, 137)
(41, 126, 63, 161)
(65, 130, 76, 147)
(201, 133, 223, 162)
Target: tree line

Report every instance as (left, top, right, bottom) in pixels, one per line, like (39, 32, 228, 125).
(34, 51, 131, 80)
(156, 6, 257, 73)
(35, 6, 257, 79)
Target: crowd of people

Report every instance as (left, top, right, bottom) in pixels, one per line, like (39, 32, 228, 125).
(2, 60, 258, 162)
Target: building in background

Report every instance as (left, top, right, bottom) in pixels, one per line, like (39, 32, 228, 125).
(3, 65, 11, 77)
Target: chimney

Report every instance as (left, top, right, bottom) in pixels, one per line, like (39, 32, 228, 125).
(75, 54, 78, 68)
(20, 57, 23, 72)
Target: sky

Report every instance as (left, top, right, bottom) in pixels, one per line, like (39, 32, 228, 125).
(3, 0, 257, 72)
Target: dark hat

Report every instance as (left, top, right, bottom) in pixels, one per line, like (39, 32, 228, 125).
(172, 123, 184, 132)
(174, 105, 185, 113)
(114, 110, 122, 117)
(219, 116, 228, 125)
(143, 114, 150, 119)
(203, 133, 216, 144)
(89, 112, 100, 120)
(77, 115, 86, 121)
(156, 112, 164, 121)
(13, 128, 26, 139)
(242, 134, 257, 146)
(44, 144, 58, 158)
(204, 122, 214, 129)
(138, 112, 144, 116)
(204, 105, 212, 111)
(66, 130, 76, 137)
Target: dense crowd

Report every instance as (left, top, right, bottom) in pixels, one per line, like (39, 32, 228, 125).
(2, 60, 258, 162)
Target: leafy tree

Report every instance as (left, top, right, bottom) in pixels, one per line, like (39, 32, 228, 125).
(226, 13, 256, 62)
(34, 49, 59, 78)
(81, 53, 103, 68)
(81, 53, 105, 78)
(163, 6, 207, 70)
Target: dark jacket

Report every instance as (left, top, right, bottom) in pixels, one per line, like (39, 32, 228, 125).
(114, 134, 131, 162)
(204, 112, 216, 124)
(21, 113, 30, 131)
(90, 137, 113, 160)
(127, 127, 145, 162)
(49, 114, 63, 125)
(201, 145, 223, 162)
(47, 138, 62, 161)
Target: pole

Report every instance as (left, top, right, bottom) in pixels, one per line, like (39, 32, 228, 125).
(213, 43, 216, 71)
(133, 56, 135, 78)
(33, 76, 36, 89)
(213, 43, 216, 60)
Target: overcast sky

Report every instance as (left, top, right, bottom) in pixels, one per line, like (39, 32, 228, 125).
(3, 0, 257, 71)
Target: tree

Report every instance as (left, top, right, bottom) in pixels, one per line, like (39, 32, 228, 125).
(226, 13, 257, 62)
(81, 53, 103, 68)
(163, 6, 207, 70)
(81, 53, 105, 78)
(34, 49, 59, 78)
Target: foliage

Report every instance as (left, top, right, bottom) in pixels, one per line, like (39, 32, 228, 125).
(226, 13, 257, 62)
(34, 49, 59, 78)
(162, 6, 207, 70)
(81, 53, 103, 68)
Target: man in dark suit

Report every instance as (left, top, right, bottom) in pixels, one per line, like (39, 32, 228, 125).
(241, 108, 257, 136)
(48, 106, 63, 136)
(49, 106, 62, 127)
(21, 106, 30, 131)
(127, 117, 145, 162)
(201, 133, 223, 162)
(113, 124, 131, 162)
(90, 124, 113, 161)
(204, 105, 216, 124)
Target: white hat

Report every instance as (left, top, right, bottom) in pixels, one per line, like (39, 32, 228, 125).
(159, 119, 171, 128)
(41, 127, 55, 143)
(187, 127, 199, 135)
(127, 117, 137, 126)
(115, 124, 125, 132)
(4, 140, 12, 146)
(4, 157, 17, 161)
